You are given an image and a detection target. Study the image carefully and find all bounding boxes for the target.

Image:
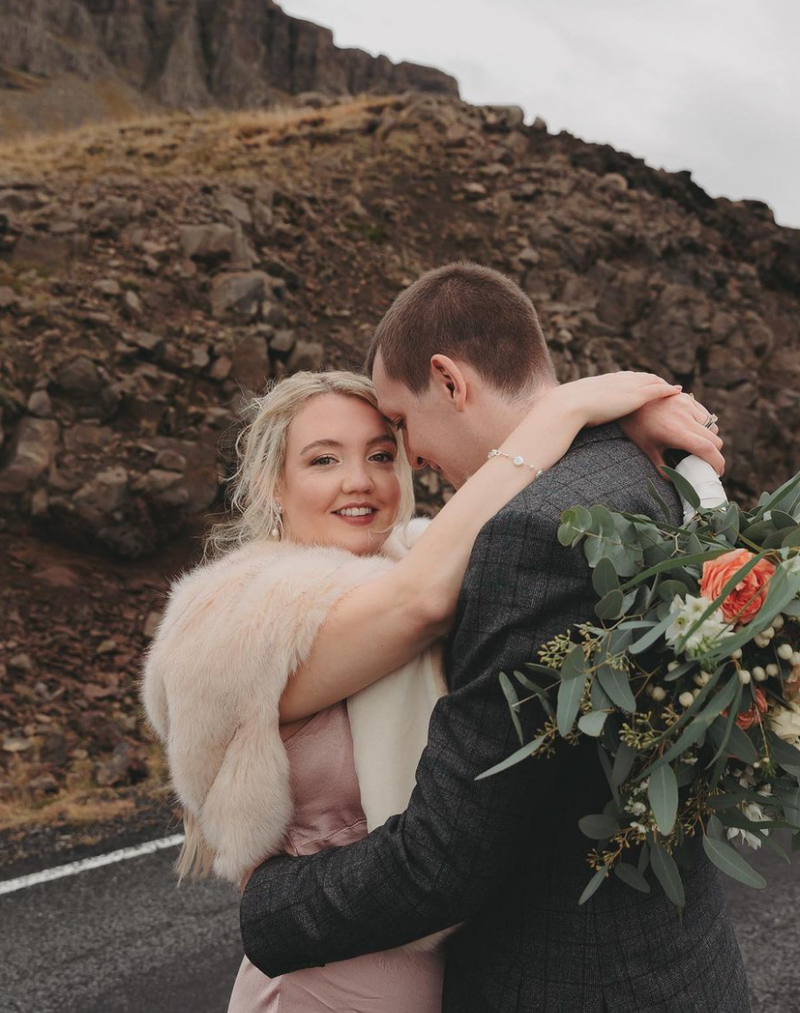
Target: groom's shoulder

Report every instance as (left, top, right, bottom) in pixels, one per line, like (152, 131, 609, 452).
(496, 422, 679, 527)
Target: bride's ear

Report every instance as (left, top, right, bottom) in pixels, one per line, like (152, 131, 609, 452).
(429, 355, 468, 411)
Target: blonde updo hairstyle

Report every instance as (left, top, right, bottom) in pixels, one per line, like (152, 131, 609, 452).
(204, 368, 416, 560)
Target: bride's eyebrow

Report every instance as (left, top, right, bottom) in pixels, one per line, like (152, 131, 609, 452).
(300, 439, 342, 456)
(299, 435, 396, 456)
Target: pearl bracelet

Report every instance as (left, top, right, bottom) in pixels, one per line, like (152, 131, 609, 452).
(488, 448, 544, 478)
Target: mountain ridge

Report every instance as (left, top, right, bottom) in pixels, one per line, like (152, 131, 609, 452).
(0, 0, 459, 136)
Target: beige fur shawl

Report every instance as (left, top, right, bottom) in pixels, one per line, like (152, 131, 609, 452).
(141, 518, 445, 886)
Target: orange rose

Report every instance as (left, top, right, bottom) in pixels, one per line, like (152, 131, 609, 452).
(736, 687, 769, 730)
(700, 549, 775, 625)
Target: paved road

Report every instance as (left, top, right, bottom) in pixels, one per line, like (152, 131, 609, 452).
(1, 835, 798, 1013)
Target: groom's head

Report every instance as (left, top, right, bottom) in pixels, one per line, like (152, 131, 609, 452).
(367, 262, 557, 488)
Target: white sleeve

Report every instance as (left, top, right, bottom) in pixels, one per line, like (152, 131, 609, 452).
(675, 454, 728, 524)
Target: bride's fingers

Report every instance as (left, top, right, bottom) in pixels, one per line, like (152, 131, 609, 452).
(681, 433, 726, 475)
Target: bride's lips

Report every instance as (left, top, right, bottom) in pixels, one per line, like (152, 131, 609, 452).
(332, 503, 379, 526)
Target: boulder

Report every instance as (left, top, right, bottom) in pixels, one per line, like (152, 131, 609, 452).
(0, 417, 60, 493)
(211, 271, 277, 319)
(179, 223, 253, 268)
(54, 356, 104, 394)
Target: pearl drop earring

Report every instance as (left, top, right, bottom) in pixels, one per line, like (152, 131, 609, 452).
(271, 504, 283, 539)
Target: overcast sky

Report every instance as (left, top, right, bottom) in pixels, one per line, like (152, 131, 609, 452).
(283, 0, 800, 229)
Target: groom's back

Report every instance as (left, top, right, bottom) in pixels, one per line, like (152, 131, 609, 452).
(442, 424, 749, 1013)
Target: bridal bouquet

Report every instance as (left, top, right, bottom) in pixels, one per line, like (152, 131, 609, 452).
(482, 468, 800, 910)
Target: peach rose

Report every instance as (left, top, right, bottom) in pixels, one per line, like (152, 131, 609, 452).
(736, 687, 769, 731)
(700, 549, 775, 625)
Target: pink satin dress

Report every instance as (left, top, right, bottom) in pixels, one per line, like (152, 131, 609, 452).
(227, 701, 445, 1013)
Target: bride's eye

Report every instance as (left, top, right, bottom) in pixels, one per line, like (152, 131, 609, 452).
(370, 451, 396, 464)
(311, 455, 336, 466)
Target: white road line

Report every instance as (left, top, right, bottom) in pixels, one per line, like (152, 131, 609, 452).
(0, 833, 185, 897)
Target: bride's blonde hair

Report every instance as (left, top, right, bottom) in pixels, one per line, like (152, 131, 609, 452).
(203, 369, 416, 562)
(177, 370, 416, 880)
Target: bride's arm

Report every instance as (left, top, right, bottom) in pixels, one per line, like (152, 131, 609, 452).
(279, 372, 681, 723)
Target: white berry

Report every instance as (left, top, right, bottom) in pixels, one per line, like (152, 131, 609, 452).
(752, 666, 767, 682)
(679, 691, 694, 708)
(766, 663, 780, 677)
(651, 686, 667, 702)
(738, 669, 752, 685)
(778, 643, 794, 660)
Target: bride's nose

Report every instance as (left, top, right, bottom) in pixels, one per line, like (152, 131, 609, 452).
(341, 459, 374, 493)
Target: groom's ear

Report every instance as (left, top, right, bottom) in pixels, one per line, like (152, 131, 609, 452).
(429, 354, 468, 411)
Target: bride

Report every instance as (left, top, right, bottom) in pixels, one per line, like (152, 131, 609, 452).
(141, 367, 719, 1013)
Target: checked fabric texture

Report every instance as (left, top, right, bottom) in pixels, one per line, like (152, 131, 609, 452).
(241, 423, 750, 1013)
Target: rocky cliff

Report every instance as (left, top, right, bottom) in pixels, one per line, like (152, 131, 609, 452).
(1, 88, 799, 843)
(0, 0, 458, 136)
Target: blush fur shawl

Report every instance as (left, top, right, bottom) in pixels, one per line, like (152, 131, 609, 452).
(141, 518, 445, 886)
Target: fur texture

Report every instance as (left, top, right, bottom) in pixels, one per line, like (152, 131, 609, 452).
(141, 519, 443, 886)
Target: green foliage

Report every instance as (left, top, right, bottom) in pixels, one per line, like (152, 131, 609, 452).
(485, 468, 800, 912)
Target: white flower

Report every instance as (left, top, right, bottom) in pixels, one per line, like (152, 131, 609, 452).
(625, 800, 648, 817)
(770, 700, 800, 744)
(629, 821, 648, 834)
(665, 595, 735, 658)
(726, 800, 770, 850)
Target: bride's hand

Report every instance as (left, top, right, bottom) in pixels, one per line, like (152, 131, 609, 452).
(541, 371, 682, 430)
(619, 391, 725, 476)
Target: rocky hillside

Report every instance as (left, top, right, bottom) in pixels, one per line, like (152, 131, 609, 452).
(0, 0, 458, 137)
(1, 89, 800, 844)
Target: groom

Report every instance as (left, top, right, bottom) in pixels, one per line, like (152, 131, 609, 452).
(241, 263, 748, 1011)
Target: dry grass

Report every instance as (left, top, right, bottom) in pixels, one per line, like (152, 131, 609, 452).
(0, 95, 393, 182)
(0, 743, 169, 831)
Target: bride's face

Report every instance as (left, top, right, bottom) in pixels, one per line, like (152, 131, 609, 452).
(278, 393, 403, 556)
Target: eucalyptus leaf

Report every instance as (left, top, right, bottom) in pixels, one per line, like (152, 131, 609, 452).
(593, 556, 620, 598)
(557, 671, 587, 737)
(559, 505, 594, 547)
(661, 466, 700, 510)
(766, 732, 800, 776)
(578, 866, 608, 905)
(702, 835, 767, 889)
(597, 664, 637, 713)
(614, 861, 651, 893)
(753, 471, 800, 522)
(595, 589, 625, 621)
(561, 645, 587, 680)
(620, 548, 730, 592)
(651, 841, 685, 908)
(592, 677, 613, 711)
(578, 710, 608, 737)
(648, 763, 679, 836)
(612, 742, 637, 788)
(579, 814, 620, 839)
(725, 724, 760, 765)
(628, 613, 673, 655)
(499, 672, 523, 745)
(475, 734, 547, 780)
(647, 478, 673, 520)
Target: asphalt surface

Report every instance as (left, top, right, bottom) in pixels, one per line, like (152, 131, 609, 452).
(1, 834, 798, 1013)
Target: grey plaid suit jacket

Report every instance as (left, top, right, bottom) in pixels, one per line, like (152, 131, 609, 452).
(241, 424, 750, 1012)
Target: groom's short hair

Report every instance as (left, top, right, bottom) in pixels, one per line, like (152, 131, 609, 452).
(366, 262, 555, 396)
